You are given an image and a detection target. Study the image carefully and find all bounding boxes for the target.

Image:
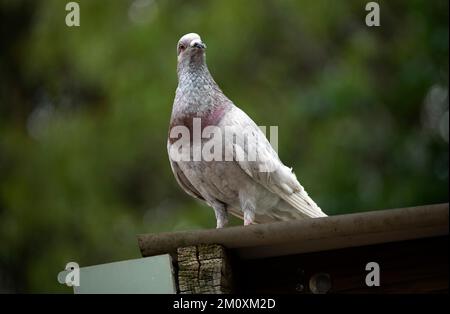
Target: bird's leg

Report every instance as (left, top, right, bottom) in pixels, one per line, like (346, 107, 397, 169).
(244, 212, 255, 226)
(211, 202, 228, 229)
(242, 201, 256, 226)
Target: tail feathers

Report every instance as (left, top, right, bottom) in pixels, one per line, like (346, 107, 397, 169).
(287, 192, 327, 218)
(273, 182, 326, 218)
(228, 189, 326, 225)
(273, 166, 326, 218)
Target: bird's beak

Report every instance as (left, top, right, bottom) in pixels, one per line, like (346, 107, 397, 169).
(190, 39, 206, 49)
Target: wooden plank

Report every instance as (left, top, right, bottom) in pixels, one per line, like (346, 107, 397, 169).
(138, 203, 449, 259)
(177, 244, 232, 294)
(234, 236, 449, 294)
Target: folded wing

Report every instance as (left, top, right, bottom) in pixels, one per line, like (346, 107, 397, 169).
(223, 107, 327, 218)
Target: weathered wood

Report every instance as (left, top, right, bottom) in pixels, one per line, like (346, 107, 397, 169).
(234, 236, 448, 293)
(138, 203, 449, 259)
(137, 203, 448, 293)
(177, 244, 232, 294)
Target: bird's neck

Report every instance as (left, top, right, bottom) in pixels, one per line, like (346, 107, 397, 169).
(175, 59, 220, 115)
(177, 58, 215, 88)
(172, 58, 232, 131)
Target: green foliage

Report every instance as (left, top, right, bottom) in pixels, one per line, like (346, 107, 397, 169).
(0, 0, 448, 292)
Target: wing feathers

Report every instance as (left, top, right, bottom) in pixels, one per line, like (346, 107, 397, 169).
(226, 107, 326, 219)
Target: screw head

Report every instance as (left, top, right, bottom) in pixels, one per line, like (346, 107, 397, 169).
(309, 273, 332, 294)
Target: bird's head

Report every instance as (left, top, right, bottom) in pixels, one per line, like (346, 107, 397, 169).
(177, 33, 207, 65)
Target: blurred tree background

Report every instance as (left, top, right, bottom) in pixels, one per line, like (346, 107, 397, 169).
(0, 0, 448, 292)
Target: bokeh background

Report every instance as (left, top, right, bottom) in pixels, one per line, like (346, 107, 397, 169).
(0, 0, 448, 293)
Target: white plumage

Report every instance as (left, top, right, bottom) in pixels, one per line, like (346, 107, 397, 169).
(168, 33, 326, 228)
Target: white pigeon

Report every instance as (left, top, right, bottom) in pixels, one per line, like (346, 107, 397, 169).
(168, 33, 327, 228)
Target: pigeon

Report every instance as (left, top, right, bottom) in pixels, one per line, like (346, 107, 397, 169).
(168, 33, 327, 228)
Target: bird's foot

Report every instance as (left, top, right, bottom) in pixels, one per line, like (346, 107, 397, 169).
(242, 201, 256, 226)
(216, 217, 228, 229)
(213, 203, 228, 228)
(244, 218, 254, 226)
(243, 211, 255, 226)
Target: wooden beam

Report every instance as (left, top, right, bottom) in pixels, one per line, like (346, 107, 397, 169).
(177, 244, 232, 294)
(234, 236, 448, 293)
(138, 203, 449, 259)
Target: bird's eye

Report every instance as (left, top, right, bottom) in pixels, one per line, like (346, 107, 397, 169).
(179, 44, 186, 51)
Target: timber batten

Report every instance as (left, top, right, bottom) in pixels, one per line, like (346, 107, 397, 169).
(137, 203, 449, 293)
